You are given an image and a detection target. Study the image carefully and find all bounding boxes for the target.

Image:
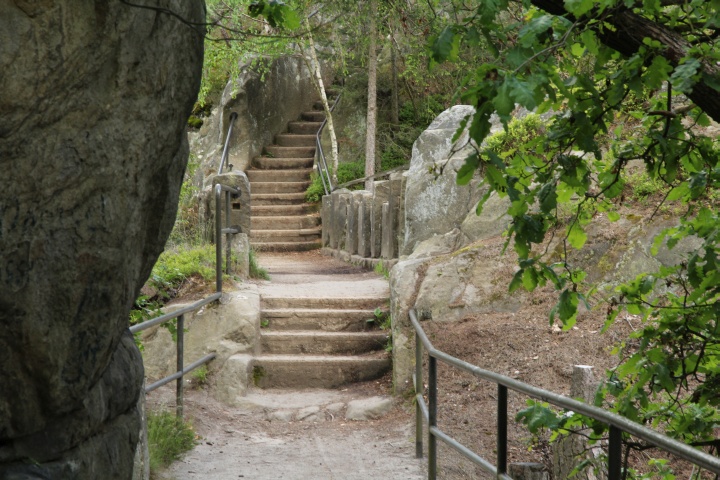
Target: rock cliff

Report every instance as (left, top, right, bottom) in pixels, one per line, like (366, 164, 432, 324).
(0, 1, 204, 477)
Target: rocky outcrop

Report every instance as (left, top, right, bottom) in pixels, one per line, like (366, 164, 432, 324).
(401, 105, 484, 255)
(190, 54, 328, 188)
(0, 2, 204, 477)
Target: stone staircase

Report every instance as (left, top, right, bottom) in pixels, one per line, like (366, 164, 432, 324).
(247, 103, 329, 252)
(252, 295, 391, 389)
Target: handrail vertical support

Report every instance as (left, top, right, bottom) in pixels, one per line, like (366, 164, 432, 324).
(608, 425, 622, 480)
(215, 185, 222, 293)
(428, 355, 437, 480)
(176, 314, 185, 419)
(225, 190, 231, 275)
(497, 385, 508, 475)
(415, 332, 424, 459)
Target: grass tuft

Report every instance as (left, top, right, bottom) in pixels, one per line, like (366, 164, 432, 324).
(147, 410, 197, 474)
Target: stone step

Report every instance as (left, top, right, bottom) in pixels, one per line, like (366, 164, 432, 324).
(251, 241, 322, 252)
(246, 169, 313, 183)
(260, 308, 380, 331)
(265, 145, 316, 158)
(260, 331, 389, 355)
(252, 156, 314, 170)
(251, 193, 307, 205)
(262, 297, 387, 310)
(251, 204, 318, 216)
(288, 121, 323, 135)
(250, 181, 310, 194)
(251, 354, 390, 389)
(275, 134, 316, 147)
(250, 227, 322, 243)
(252, 215, 320, 230)
(301, 111, 326, 122)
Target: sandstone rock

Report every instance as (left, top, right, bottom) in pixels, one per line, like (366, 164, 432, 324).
(297, 406, 323, 422)
(402, 106, 483, 255)
(459, 192, 512, 244)
(0, 2, 203, 477)
(345, 397, 394, 420)
(141, 287, 261, 382)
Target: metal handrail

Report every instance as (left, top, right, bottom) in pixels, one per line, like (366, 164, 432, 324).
(409, 308, 720, 479)
(129, 179, 240, 418)
(334, 165, 409, 191)
(315, 91, 342, 195)
(218, 112, 238, 174)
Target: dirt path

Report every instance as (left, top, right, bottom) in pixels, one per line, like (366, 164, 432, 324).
(153, 251, 426, 480)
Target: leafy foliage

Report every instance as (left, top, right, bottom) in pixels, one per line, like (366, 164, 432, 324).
(430, 0, 720, 476)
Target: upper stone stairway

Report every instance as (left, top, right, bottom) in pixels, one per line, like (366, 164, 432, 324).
(248, 102, 330, 252)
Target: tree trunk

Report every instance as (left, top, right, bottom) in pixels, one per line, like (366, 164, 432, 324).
(365, 0, 378, 192)
(530, 0, 720, 122)
(390, 30, 399, 126)
(302, 20, 340, 186)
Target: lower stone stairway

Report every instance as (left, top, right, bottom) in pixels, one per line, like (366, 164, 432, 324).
(254, 296, 390, 388)
(247, 105, 327, 252)
(252, 252, 392, 390)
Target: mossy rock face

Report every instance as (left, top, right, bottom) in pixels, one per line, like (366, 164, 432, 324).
(187, 115, 204, 129)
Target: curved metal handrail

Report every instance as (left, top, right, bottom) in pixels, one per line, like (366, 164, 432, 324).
(315, 91, 342, 195)
(218, 112, 238, 174)
(129, 182, 240, 418)
(409, 308, 720, 479)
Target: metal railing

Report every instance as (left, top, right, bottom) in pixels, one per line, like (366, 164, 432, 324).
(334, 164, 409, 191)
(218, 112, 238, 174)
(410, 308, 720, 479)
(130, 178, 241, 419)
(315, 92, 342, 195)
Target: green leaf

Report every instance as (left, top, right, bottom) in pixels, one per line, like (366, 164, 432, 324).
(564, 0, 594, 16)
(670, 57, 701, 93)
(493, 79, 515, 121)
(457, 153, 480, 185)
(567, 222, 587, 249)
(430, 26, 458, 63)
(538, 182, 557, 213)
(607, 211, 620, 222)
(508, 76, 538, 109)
(516, 401, 560, 433)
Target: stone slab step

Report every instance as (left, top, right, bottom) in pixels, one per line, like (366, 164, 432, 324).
(252, 157, 314, 170)
(260, 308, 379, 331)
(251, 204, 318, 216)
(301, 111, 326, 122)
(251, 241, 322, 252)
(260, 331, 389, 355)
(251, 354, 390, 389)
(275, 134, 316, 147)
(262, 297, 387, 310)
(250, 181, 310, 194)
(265, 145, 315, 158)
(251, 232, 321, 244)
(288, 121, 323, 134)
(251, 193, 307, 206)
(246, 169, 313, 182)
(252, 215, 320, 230)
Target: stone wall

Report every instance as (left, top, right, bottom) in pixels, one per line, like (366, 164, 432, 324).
(0, 2, 204, 477)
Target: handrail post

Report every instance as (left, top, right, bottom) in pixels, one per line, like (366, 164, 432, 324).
(416, 331, 424, 459)
(225, 189, 231, 275)
(608, 426, 622, 480)
(428, 355, 437, 480)
(215, 185, 222, 293)
(497, 385, 508, 475)
(176, 314, 185, 419)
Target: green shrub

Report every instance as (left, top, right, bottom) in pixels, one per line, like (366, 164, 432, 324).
(149, 245, 217, 295)
(147, 410, 197, 474)
(249, 249, 270, 280)
(305, 161, 367, 203)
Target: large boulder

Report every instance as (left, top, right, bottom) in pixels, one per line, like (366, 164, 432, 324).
(401, 105, 485, 255)
(0, 2, 204, 477)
